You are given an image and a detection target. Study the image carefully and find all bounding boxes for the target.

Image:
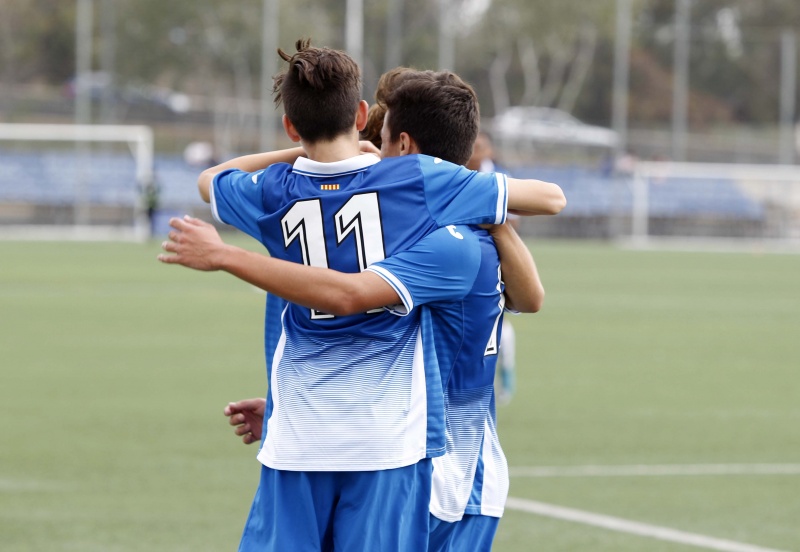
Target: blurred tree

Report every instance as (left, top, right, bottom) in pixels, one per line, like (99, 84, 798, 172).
(0, 0, 76, 84)
(638, 0, 800, 124)
(111, 0, 343, 153)
(454, 0, 617, 121)
(2, 0, 799, 134)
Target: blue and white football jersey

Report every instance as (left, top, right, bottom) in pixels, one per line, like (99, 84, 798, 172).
(368, 226, 510, 522)
(211, 153, 508, 471)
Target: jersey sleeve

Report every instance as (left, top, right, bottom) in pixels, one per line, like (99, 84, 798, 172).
(366, 225, 481, 316)
(417, 155, 508, 226)
(209, 168, 266, 240)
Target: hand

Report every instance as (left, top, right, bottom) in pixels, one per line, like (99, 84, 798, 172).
(157, 216, 228, 271)
(478, 221, 520, 235)
(478, 223, 509, 237)
(224, 398, 266, 445)
(359, 140, 381, 157)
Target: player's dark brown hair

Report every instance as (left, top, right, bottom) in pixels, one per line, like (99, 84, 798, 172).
(360, 67, 417, 149)
(374, 66, 416, 108)
(273, 38, 362, 144)
(360, 103, 386, 149)
(384, 70, 480, 166)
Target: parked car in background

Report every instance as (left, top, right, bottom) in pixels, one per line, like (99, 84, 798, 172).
(64, 72, 191, 114)
(491, 106, 618, 149)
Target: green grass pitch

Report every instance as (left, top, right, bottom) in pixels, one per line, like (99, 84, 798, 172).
(1, 237, 798, 551)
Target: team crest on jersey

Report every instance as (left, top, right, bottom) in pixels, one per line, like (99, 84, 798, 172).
(320, 184, 340, 191)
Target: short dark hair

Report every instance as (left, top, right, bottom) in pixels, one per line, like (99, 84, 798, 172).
(375, 66, 416, 108)
(360, 103, 385, 149)
(360, 67, 417, 148)
(273, 38, 362, 144)
(384, 70, 479, 166)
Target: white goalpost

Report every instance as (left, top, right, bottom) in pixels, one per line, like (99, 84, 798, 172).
(625, 161, 800, 252)
(0, 123, 155, 241)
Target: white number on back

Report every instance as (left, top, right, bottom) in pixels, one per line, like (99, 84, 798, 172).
(282, 193, 385, 318)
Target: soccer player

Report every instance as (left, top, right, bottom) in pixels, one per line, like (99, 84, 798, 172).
(167, 40, 563, 551)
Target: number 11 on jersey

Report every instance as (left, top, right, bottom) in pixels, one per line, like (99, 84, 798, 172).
(281, 192, 387, 319)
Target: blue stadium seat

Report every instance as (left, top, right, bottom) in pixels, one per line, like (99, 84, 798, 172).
(512, 165, 763, 220)
(0, 151, 765, 221)
(0, 148, 206, 209)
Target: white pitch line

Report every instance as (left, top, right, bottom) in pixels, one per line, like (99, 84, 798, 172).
(505, 497, 790, 552)
(510, 463, 800, 478)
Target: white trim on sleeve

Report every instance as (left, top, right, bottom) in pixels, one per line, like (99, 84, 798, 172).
(366, 265, 414, 316)
(209, 180, 223, 224)
(495, 173, 508, 224)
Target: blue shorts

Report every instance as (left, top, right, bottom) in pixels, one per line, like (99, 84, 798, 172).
(429, 513, 500, 552)
(238, 460, 433, 552)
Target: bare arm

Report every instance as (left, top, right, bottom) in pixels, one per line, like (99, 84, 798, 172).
(506, 177, 567, 216)
(487, 223, 544, 313)
(197, 147, 306, 203)
(158, 216, 400, 316)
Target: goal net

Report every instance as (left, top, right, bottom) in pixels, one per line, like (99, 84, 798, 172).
(623, 161, 800, 251)
(0, 123, 154, 241)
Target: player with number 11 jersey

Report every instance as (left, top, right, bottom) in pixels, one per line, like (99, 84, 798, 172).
(210, 152, 508, 472)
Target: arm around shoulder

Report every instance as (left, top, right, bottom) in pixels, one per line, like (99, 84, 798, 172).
(196, 147, 307, 203)
(506, 177, 566, 216)
(159, 217, 401, 315)
(219, 250, 400, 316)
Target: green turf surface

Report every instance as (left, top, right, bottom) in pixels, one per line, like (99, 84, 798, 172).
(1, 238, 798, 551)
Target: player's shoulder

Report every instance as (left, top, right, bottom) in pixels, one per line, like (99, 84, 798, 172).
(372, 154, 461, 172)
(415, 154, 462, 172)
(225, 162, 292, 179)
(250, 163, 302, 195)
(436, 225, 498, 275)
(364, 155, 477, 193)
(423, 224, 483, 259)
(262, 162, 294, 181)
(434, 223, 481, 240)
(369, 154, 420, 172)
(362, 155, 413, 178)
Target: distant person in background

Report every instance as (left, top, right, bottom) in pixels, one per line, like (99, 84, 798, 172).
(614, 149, 638, 176)
(467, 131, 499, 174)
(183, 141, 219, 168)
(467, 131, 517, 405)
(142, 179, 160, 238)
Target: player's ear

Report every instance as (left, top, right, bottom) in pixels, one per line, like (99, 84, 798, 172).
(355, 100, 369, 132)
(406, 134, 422, 155)
(282, 114, 301, 143)
(398, 132, 419, 156)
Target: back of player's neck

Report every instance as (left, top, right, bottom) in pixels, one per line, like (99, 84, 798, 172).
(302, 134, 360, 163)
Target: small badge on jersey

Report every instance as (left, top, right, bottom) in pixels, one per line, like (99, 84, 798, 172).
(320, 184, 340, 191)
